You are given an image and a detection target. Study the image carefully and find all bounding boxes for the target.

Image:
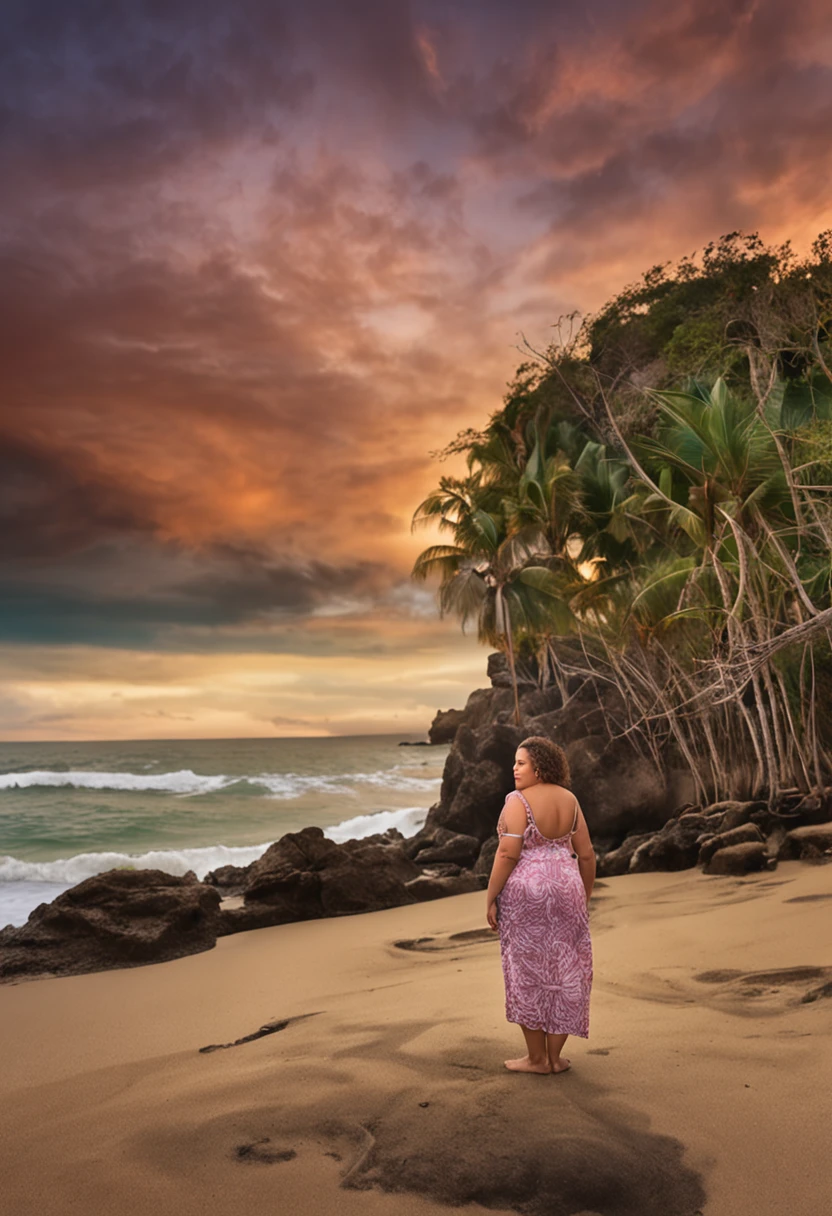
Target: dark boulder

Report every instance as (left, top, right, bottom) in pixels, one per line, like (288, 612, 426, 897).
(425, 759, 508, 842)
(487, 652, 533, 690)
(0, 869, 222, 982)
(456, 687, 498, 730)
(437, 746, 468, 810)
(777, 823, 832, 862)
(413, 829, 481, 868)
(497, 687, 559, 723)
(340, 835, 418, 880)
(698, 824, 765, 867)
(347, 827, 405, 847)
(569, 735, 692, 842)
(524, 700, 607, 750)
(474, 722, 525, 771)
(243, 828, 334, 915)
(405, 873, 483, 902)
(217, 903, 287, 937)
(703, 841, 773, 876)
(629, 813, 713, 873)
(319, 843, 419, 916)
(424, 719, 526, 843)
(704, 801, 764, 832)
(783, 790, 832, 826)
(240, 827, 419, 925)
(596, 833, 655, 877)
(204, 863, 252, 894)
(429, 707, 465, 745)
(403, 824, 438, 860)
(473, 835, 499, 877)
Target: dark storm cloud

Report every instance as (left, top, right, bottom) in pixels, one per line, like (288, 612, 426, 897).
(0, 432, 158, 559)
(0, 0, 311, 198)
(0, 538, 394, 647)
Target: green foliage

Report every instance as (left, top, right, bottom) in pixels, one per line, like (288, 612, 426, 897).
(413, 230, 832, 796)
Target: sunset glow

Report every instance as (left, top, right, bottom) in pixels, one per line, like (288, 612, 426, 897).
(3, 0, 832, 739)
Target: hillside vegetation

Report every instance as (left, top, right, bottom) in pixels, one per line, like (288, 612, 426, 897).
(413, 233, 832, 804)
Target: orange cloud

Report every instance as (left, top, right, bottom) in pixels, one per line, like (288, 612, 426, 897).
(2, 0, 832, 735)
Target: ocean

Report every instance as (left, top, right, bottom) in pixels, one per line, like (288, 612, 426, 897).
(0, 735, 448, 929)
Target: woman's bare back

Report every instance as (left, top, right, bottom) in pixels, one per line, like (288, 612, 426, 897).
(518, 783, 577, 839)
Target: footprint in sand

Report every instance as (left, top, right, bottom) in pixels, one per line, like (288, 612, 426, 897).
(693, 966, 832, 1011)
(394, 928, 496, 952)
(234, 1139, 297, 1165)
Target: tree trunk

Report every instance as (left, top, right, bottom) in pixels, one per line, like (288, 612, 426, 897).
(497, 586, 522, 726)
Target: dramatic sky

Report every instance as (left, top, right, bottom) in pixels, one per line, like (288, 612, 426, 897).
(3, 0, 832, 740)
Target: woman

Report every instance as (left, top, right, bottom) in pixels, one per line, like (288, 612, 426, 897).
(486, 736, 595, 1075)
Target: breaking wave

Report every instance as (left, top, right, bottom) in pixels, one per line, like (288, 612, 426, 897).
(0, 768, 438, 798)
(0, 804, 429, 926)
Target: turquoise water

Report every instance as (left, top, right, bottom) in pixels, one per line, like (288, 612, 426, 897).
(0, 735, 447, 927)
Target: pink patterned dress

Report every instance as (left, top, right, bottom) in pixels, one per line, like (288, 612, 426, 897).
(496, 789, 592, 1037)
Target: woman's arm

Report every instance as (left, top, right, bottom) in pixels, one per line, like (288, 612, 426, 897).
(572, 804, 596, 904)
(486, 795, 525, 929)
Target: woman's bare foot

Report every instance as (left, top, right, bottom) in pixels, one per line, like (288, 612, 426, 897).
(504, 1055, 552, 1074)
(549, 1057, 571, 1074)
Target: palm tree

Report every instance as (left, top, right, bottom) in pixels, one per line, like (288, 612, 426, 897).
(412, 476, 566, 724)
(614, 378, 832, 797)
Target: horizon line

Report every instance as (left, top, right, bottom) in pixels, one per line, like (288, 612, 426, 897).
(0, 731, 433, 747)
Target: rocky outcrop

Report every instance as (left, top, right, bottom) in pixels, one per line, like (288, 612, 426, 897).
(425, 720, 525, 842)
(628, 812, 715, 873)
(703, 841, 772, 876)
(204, 863, 251, 895)
(414, 657, 695, 854)
(703, 801, 765, 832)
(596, 833, 655, 877)
(473, 835, 499, 877)
(595, 790, 832, 878)
(0, 869, 221, 982)
(698, 824, 765, 867)
(410, 828, 481, 868)
(777, 823, 832, 862)
(233, 828, 420, 930)
(428, 707, 465, 744)
(487, 651, 535, 690)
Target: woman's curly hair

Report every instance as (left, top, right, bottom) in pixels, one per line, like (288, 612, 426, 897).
(519, 736, 570, 787)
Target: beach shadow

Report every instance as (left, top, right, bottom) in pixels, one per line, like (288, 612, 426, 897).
(135, 1016, 706, 1216)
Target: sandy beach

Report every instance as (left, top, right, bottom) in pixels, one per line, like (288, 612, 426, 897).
(1, 861, 830, 1216)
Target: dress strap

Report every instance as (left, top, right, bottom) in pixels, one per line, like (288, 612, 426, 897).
(510, 789, 535, 827)
(498, 791, 528, 838)
(570, 795, 579, 834)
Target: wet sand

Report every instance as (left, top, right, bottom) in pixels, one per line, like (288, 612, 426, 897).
(1, 861, 830, 1216)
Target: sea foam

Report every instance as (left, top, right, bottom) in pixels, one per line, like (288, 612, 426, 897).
(0, 767, 438, 798)
(0, 769, 231, 795)
(0, 804, 429, 927)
